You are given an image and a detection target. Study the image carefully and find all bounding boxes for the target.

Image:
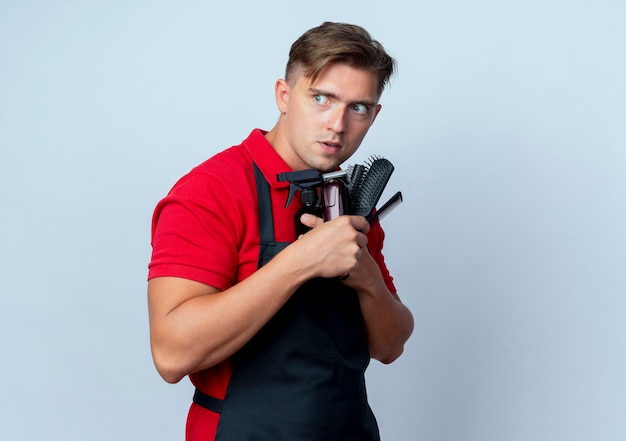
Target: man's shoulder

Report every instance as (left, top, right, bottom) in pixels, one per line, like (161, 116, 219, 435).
(162, 141, 254, 204)
(193, 144, 251, 176)
(191, 129, 270, 178)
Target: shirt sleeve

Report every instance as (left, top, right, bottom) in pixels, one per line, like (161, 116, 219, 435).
(148, 169, 243, 291)
(367, 221, 397, 294)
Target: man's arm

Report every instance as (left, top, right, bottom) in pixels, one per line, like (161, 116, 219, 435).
(148, 215, 369, 383)
(301, 214, 414, 364)
(343, 251, 414, 363)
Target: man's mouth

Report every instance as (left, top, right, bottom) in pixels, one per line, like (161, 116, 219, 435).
(320, 140, 342, 152)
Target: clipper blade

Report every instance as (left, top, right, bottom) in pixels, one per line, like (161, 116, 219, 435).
(349, 156, 394, 217)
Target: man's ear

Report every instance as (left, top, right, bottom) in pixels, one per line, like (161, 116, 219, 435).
(370, 104, 382, 126)
(275, 79, 290, 114)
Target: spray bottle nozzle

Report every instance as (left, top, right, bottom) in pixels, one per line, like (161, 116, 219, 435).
(277, 169, 324, 207)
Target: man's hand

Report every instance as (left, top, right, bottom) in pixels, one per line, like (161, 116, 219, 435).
(296, 214, 370, 280)
(301, 213, 376, 289)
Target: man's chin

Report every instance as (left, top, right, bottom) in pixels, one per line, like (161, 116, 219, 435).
(313, 163, 341, 173)
(307, 157, 345, 173)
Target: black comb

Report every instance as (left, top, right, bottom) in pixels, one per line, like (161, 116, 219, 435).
(349, 155, 395, 217)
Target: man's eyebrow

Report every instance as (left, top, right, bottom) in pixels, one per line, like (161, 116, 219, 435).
(309, 87, 339, 100)
(309, 88, 378, 107)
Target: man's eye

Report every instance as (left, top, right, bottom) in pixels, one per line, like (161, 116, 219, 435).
(352, 103, 368, 114)
(314, 95, 330, 105)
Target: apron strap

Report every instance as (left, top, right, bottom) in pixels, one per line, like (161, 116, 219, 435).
(254, 162, 274, 243)
(254, 161, 290, 268)
(193, 388, 224, 414)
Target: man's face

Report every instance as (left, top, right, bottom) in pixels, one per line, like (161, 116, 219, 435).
(273, 63, 382, 172)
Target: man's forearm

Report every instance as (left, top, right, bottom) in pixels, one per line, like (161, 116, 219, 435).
(359, 286, 414, 363)
(346, 253, 414, 363)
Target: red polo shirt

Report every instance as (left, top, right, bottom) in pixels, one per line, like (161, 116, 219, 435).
(148, 129, 396, 440)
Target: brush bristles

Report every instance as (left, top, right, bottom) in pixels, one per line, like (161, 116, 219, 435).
(349, 156, 395, 217)
(346, 163, 367, 194)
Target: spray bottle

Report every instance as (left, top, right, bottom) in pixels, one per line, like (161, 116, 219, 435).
(277, 169, 325, 236)
(277, 169, 351, 235)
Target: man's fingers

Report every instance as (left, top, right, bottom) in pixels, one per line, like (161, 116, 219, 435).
(300, 213, 324, 229)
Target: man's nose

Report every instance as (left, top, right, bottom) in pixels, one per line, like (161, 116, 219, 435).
(327, 105, 347, 133)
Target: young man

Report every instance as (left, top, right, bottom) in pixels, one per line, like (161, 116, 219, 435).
(148, 22, 414, 440)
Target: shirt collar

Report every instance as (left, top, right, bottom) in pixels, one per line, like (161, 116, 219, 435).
(244, 129, 292, 190)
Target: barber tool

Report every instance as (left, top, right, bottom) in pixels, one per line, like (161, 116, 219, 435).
(365, 191, 403, 224)
(347, 156, 395, 218)
(277, 155, 402, 234)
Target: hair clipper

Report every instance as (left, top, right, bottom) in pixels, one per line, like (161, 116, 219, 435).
(321, 171, 348, 221)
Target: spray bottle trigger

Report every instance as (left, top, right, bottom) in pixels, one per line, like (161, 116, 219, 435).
(277, 169, 324, 207)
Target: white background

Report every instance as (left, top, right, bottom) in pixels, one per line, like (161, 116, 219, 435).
(1, 1, 625, 440)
